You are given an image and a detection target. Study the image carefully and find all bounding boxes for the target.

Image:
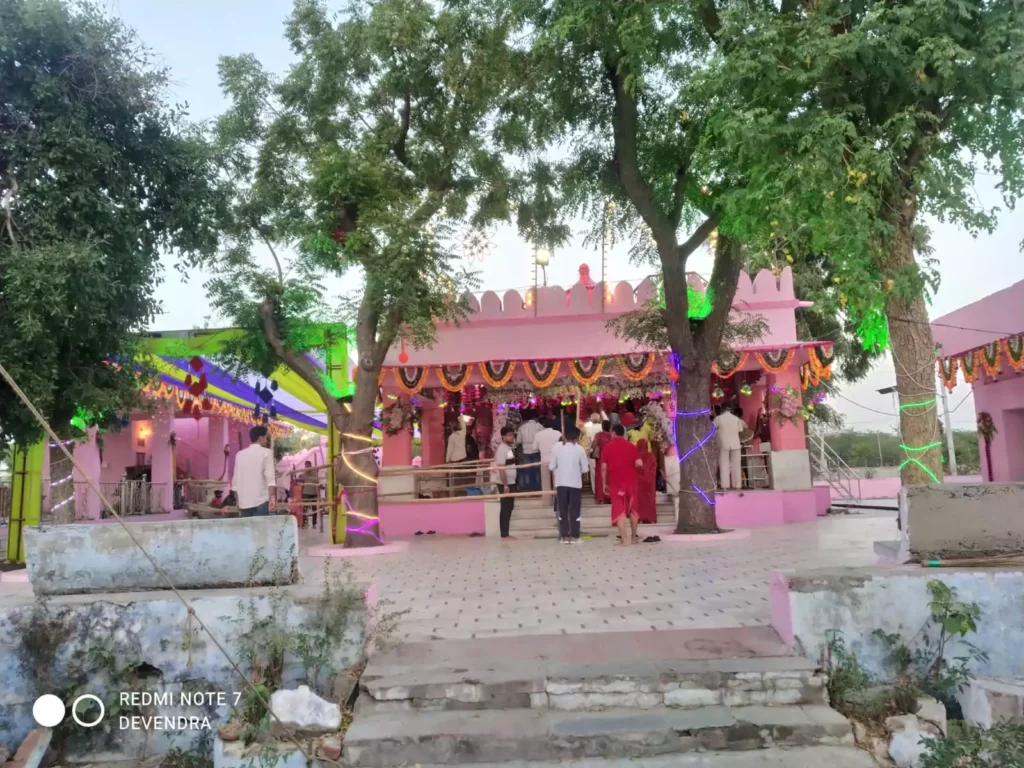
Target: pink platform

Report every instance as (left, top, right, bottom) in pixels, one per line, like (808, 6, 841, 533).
(714, 489, 822, 527)
(377, 500, 486, 538)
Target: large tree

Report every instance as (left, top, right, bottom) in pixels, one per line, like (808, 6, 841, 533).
(203, 0, 541, 546)
(507, 0, 827, 532)
(0, 0, 219, 448)
(704, 0, 1024, 483)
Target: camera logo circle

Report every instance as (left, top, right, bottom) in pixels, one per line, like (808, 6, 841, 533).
(32, 695, 66, 728)
(71, 694, 105, 727)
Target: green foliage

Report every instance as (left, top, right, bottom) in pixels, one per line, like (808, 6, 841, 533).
(0, 0, 221, 446)
(819, 429, 979, 473)
(921, 720, 1024, 768)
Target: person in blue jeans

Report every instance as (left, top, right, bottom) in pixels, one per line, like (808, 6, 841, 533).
(230, 426, 277, 517)
(549, 427, 590, 544)
(517, 410, 543, 491)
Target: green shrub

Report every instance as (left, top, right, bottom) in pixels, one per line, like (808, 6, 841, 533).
(921, 721, 1024, 767)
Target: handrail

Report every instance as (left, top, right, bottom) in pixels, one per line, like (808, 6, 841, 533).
(808, 432, 861, 500)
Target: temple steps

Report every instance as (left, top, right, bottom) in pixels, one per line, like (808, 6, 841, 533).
(507, 498, 675, 538)
(344, 628, 859, 767)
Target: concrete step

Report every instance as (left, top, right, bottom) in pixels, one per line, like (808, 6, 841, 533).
(342, 704, 854, 766)
(359, 655, 827, 713)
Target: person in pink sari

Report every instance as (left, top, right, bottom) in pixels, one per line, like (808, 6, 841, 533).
(590, 420, 613, 503)
(635, 439, 658, 525)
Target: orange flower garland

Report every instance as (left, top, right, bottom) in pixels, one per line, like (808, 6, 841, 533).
(480, 361, 517, 388)
(938, 357, 959, 390)
(960, 350, 979, 384)
(570, 358, 605, 386)
(755, 348, 795, 374)
(524, 360, 562, 388)
(619, 353, 655, 382)
(438, 364, 473, 392)
(393, 367, 426, 395)
(1004, 335, 1024, 372)
(712, 350, 749, 379)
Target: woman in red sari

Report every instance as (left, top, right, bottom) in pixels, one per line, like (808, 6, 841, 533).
(603, 425, 643, 544)
(635, 439, 658, 524)
(590, 420, 613, 503)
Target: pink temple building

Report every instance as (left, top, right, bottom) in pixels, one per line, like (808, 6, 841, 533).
(934, 278, 1024, 483)
(374, 265, 835, 536)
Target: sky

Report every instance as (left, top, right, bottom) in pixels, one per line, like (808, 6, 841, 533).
(110, 0, 1022, 435)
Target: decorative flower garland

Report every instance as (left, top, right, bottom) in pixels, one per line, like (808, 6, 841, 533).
(570, 358, 605, 386)
(142, 382, 290, 436)
(618, 353, 655, 382)
(438, 364, 473, 392)
(756, 348, 795, 374)
(394, 366, 427, 395)
(381, 400, 415, 436)
(980, 342, 1002, 379)
(524, 360, 562, 388)
(481, 361, 517, 388)
(960, 350, 978, 384)
(1004, 335, 1024, 372)
(938, 356, 959, 391)
(640, 401, 672, 448)
(809, 344, 834, 380)
(768, 385, 810, 425)
(978, 411, 997, 482)
(712, 350, 748, 379)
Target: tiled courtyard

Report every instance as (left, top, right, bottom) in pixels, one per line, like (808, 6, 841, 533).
(306, 511, 896, 642)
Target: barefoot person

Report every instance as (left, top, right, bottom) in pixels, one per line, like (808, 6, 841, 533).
(494, 426, 518, 540)
(602, 424, 643, 545)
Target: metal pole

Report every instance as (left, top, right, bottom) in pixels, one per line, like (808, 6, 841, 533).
(939, 376, 958, 476)
(877, 432, 883, 467)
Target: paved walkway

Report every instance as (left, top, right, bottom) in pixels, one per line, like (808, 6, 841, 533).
(304, 511, 895, 642)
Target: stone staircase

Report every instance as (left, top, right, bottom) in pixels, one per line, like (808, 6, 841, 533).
(344, 627, 870, 767)
(508, 493, 675, 538)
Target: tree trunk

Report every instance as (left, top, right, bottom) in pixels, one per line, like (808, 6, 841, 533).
(339, 358, 385, 548)
(673, 360, 719, 533)
(883, 199, 942, 486)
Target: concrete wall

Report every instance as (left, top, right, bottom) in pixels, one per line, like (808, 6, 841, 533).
(771, 567, 1024, 680)
(24, 516, 299, 596)
(0, 583, 366, 760)
(906, 483, 1024, 558)
(379, 500, 485, 537)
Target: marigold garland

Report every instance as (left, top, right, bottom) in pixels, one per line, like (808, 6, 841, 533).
(394, 366, 426, 395)
(524, 360, 562, 388)
(712, 350, 749, 379)
(570, 358, 605, 386)
(809, 344, 834, 381)
(438, 364, 473, 392)
(619, 353, 655, 382)
(1004, 335, 1024, 372)
(800, 364, 810, 391)
(755, 348, 795, 374)
(938, 357, 959, 391)
(142, 382, 289, 435)
(980, 342, 1002, 379)
(960, 350, 979, 384)
(481, 361, 517, 388)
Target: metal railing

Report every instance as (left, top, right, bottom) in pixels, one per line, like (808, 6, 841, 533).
(0, 482, 10, 522)
(173, 479, 226, 509)
(95, 480, 168, 517)
(808, 432, 862, 500)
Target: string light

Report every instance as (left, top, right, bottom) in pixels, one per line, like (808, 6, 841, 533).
(676, 408, 711, 417)
(679, 424, 716, 464)
(51, 495, 76, 511)
(49, 473, 73, 487)
(895, 397, 942, 483)
(692, 485, 716, 506)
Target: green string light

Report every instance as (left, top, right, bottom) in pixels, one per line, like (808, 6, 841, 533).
(895, 398, 942, 483)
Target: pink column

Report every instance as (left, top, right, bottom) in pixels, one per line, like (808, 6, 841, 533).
(420, 407, 446, 467)
(767, 369, 807, 451)
(382, 425, 413, 466)
(73, 428, 103, 519)
(150, 407, 175, 512)
(207, 417, 230, 480)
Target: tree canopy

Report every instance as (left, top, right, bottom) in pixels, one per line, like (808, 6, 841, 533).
(0, 0, 220, 447)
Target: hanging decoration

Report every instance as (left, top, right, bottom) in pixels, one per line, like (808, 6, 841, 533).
(142, 383, 290, 437)
(460, 226, 493, 263)
(769, 385, 809, 425)
(1004, 335, 1024, 372)
(712, 350, 748, 379)
(438, 364, 473, 392)
(755, 348, 795, 374)
(809, 344, 834, 380)
(252, 378, 279, 426)
(398, 338, 409, 365)
(937, 356, 959, 391)
(960, 350, 979, 384)
(570, 358, 605, 386)
(394, 366, 427, 395)
(977, 411, 997, 482)
(181, 356, 211, 421)
(480, 361, 517, 388)
(618, 353, 655, 382)
(524, 360, 562, 388)
(980, 341, 1002, 378)
(739, 383, 753, 397)
(711, 385, 725, 400)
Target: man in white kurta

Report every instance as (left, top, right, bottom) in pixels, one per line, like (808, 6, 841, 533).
(713, 407, 746, 490)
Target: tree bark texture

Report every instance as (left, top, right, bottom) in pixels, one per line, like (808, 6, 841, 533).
(673, 364, 718, 532)
(882, 198, 942, 486)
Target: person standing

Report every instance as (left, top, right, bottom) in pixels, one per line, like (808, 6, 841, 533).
(713, 404, 746, 490)
(230, 426, 277, 518)
(549, 427, 589, 544)
(535, 417, 563, 514)
(516, 410, 543, 491)
(494, 426, 518, 540)
(602, 424, 643, 545)
(301, 460, 320, 529)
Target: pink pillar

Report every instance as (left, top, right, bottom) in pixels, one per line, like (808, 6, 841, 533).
(382, 426, 413, 466)
(73, 428, 103, 519)
(207, 417, 230, 480)
(420, 407, 446, 467)
(150, 407, 175, 512)
(767, 369, 807, 451)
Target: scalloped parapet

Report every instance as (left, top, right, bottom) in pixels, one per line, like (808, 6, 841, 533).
(461, 266, 799, 321)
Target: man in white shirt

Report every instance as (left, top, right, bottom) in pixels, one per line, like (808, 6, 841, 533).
(516, 411, 543, 491)
(493, 426, 518, 540)
(535, 418, 563, 513)
(713, 405, 746, 490)
(549, 427, 590, 544)
(230, 426, 277, 517)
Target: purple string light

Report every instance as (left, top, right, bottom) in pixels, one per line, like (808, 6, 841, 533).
(676, 408, 711, 417)
(346, 519, 384, 544)
(679, 424, 716, 463)
(692, 484, 716, 506)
